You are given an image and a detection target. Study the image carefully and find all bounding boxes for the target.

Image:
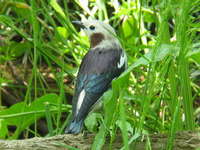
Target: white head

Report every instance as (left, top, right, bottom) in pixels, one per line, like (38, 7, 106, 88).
(73, 20, 121, 49)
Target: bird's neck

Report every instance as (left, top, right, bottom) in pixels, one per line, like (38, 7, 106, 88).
(90, 38, 121, 50)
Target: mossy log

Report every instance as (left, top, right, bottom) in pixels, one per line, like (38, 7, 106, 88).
(0, 131, 199, 150)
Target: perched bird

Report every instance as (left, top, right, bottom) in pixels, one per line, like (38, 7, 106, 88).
(65, 19, 127, 134)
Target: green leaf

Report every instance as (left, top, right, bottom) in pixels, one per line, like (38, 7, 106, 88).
(10, 2, 32, 23)
(0, 94, 59, 139)
(187, 43, 200, 64)
(143, 9, 156, 23)
(92, 125, 106, 150)
(85, 113, 100, 132)
(0, 119, 8, 139)
(50, 0, 66, 18)
(122, 16, 139, 45)
(122, 16, 137, 37)
(116, 120, 133, 134)
(56, 26, 69, 39)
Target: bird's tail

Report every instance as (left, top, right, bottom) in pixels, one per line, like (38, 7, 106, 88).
(65, 119, 83, 134)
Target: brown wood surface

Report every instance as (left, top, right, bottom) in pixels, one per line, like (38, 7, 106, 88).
(0, 131, 199, 150)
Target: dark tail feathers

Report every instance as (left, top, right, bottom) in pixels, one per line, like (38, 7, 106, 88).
(65, 120, 83, 134)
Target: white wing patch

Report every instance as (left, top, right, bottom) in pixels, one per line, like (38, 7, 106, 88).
(117, 52, 126, 68)
(76, 90, 86, 115)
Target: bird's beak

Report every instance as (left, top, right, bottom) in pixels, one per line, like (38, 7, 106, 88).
(72, 21, 86, 29)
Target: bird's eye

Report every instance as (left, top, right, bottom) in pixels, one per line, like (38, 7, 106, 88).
(89, 25, 95, 30)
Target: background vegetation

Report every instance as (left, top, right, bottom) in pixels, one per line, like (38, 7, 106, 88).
(0, 0, 199, 149)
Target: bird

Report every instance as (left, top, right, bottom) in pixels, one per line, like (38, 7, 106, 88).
(65, 19, 127, 134)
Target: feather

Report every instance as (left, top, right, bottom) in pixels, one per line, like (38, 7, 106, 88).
(65, 47, 126, 134)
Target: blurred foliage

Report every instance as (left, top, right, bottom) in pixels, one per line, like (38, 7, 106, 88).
(0, 0, 200, 149)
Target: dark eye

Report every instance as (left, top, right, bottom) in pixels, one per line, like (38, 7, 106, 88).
(89, 25, 95, 30)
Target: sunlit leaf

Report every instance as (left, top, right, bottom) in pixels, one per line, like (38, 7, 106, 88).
(50, 0, 66, 18)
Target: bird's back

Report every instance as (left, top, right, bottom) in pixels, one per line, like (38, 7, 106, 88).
(65, 47, 126, 134)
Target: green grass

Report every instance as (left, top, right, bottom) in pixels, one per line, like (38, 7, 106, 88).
(0, 0, 200, 149)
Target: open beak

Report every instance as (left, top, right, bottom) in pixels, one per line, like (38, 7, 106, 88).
(72, 21, 86, 29)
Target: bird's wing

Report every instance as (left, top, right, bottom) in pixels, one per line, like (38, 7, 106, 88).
(72, 47, 126, 122)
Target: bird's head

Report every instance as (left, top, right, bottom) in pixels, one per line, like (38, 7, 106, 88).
(73, 20, 121, 49)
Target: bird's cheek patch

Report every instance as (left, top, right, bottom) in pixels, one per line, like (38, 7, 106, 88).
(90, 33, 105, 48)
